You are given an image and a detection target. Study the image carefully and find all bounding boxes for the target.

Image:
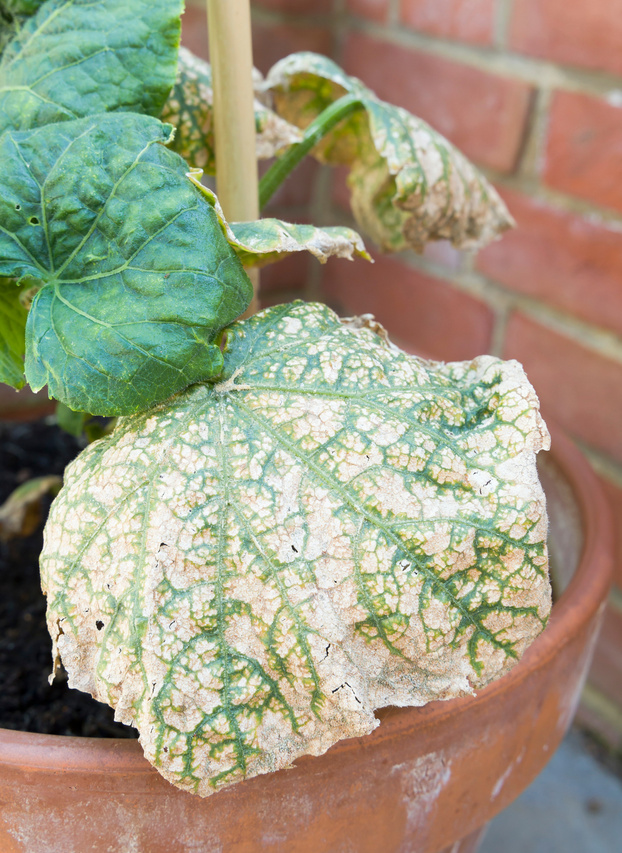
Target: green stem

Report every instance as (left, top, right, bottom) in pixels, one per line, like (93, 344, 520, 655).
(259, 93, 364, 209)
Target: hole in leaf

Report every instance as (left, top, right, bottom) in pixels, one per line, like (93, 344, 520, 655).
(14, 204, 21, 211)
(96, 620, 104, 631)
(29, 216, 40, 225)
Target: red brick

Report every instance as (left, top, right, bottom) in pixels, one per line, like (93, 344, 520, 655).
(0, 385, 54, 421)
(181, 4, 209, 59)
(253, 0, 333, 13)
(477, 188, 622, 338)
(259, 253, 312, 297)
(251, 20, 332, 75)
(544, 91, 622, 214)
(400, 0, 495, 46)
(600, 477, 622, 590)
(343, 32, 534, 173)
(587, 603, 622, 711)
(330, 165, 352, 212)
(510, 0, 622, 76)
(321, 252, 494, 360)
(422, 240, 463, 271)
(346, 0, 390, 23)
(263, 157, 321, 211)
(504, 314, 622, 463)
(182, 7, 332, 73)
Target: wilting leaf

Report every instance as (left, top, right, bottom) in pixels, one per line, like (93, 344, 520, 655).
(0, 113, 252, 415)
(0, 276, 28, 387)
(0, 474, 62, 540)
(161, 47, 301, 172)
(0, 0, 182, 134)
(229, 220, 371, 267)
(42, 301, 551, 796)
(264, 52, 514, 252)
(186, 173, 370, 267)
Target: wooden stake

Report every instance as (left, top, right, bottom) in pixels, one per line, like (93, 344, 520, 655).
(206, 0, 259, 315)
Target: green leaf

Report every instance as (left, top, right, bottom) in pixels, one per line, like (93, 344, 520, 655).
(0, 1, 44, 54)
(161, 47, 301, 173)
(186, 172, 371, 268)
(0, 0, 182, 134)
(1, 1, 45, 14)
(0, 113, 253, 415)
(229, 219, 371, 267)
(264, 52, 514, 252)
(0, 275, 28, 388)
(55, 401, 87, 437)
(41, 301, 551, 797)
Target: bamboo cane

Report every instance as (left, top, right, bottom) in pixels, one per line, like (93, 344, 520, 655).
(206, 0, 260, 315)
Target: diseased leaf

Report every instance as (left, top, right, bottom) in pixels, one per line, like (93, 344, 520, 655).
(264, 52, 514, 252)
(0, 276, 28, 388)
(0, 474, 62, 541)
(0, 0, 182, 134)
(229, 220, 371, 267)
(41, 301, 551, 797)
(0, 113, 252, 415)
(161, 47, 301, 172)
(186, 172, 370, 267)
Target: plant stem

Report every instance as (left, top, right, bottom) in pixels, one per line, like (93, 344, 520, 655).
(206, 0, 259, 316)
(259, 93, 364, 209)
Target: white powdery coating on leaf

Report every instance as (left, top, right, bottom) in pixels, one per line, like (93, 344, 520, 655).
(40, 302, 551, 797)
(161, 47, 301, 170)
(228, 220, 371, 267)
(264, 52, 514, 252)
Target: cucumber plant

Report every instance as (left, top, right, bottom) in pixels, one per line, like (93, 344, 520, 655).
(0, 0, 551, 797)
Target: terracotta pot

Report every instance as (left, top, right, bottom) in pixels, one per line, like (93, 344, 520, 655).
(0, 423, 613, 853)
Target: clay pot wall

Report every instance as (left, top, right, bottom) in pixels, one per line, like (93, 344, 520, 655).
(0, 426, 613, 852)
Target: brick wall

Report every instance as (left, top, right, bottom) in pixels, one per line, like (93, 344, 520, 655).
(183, 0, 622, 751)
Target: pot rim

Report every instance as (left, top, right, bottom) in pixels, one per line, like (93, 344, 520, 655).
(0, 420, 614, 774)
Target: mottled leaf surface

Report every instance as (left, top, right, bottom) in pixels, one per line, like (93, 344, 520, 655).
(229, 220, 371, 267)
(186, 173, 370, 268)
(0, 276, 28, 387)
(0, 0, 182, 134)
(265, 52, 514, 252)
(42, 301, 551, 796)
(161, 47, 301, 172)
(0, 113, 252, 415)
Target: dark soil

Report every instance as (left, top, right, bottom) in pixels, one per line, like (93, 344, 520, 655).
(0, 417, 138, 738)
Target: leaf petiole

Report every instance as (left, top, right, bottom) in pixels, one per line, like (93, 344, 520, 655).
(258, 93, 364, 209)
